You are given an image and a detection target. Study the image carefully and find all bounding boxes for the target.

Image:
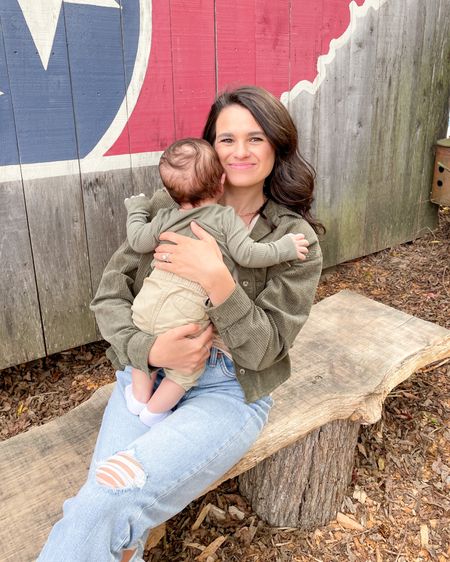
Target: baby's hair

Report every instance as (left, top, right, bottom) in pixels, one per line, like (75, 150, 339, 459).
(159, 138, 223, 206)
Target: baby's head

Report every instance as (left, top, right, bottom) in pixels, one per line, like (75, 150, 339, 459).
(159, 138, 224, 207)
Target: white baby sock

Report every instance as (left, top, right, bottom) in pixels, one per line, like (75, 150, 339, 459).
(125, 384, 147, 415)
(139, 407, 171, 427)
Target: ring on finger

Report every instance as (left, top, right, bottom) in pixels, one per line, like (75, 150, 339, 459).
(161, 253, 170, 263)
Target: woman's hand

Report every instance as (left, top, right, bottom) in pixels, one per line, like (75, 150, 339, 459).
(154, 221, 236, 305)
(148, 323, 214, 374)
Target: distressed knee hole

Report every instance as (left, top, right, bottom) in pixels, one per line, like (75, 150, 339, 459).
(95, 450, 146, 490)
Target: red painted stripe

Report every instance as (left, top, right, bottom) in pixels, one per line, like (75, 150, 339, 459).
(106, 1, 175, 155)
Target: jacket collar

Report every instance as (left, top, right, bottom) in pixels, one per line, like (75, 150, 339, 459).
(251, 199, 300, 241)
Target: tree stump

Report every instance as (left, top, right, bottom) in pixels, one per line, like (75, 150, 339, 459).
(239, 419, 360, 528)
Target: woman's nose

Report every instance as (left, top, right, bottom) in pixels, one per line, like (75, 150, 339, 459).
(234, 142, 250, 158)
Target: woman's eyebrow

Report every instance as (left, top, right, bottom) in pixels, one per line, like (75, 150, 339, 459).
(216, 130, 266, 139)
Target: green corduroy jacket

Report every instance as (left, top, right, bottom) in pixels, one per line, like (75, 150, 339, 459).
(90, 189, 323, 403)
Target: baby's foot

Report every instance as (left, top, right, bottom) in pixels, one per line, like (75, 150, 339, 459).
(125, 384, 147, 415)
(139, 407, 171, 428)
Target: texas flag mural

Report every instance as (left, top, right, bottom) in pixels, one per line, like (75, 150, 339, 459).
(0, 0, 388, 181)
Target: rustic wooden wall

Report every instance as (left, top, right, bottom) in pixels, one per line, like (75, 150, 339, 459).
(1, 0, 449, 370)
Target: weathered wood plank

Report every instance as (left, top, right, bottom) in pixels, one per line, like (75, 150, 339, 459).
(1, 291, 448, 561)
(255, 0, 289, 95)
(415, 0, 450, 235)
(333, 4, 378, 264)
(0, 181, 45, 369)
(1, 1, 96, 355)
(24, 175, 97, 354)
(62, 1, 132, 327)
(125, 2, 172, 192)
(216, 0, 256, 90)
(82, 169, 135, 294)
(0, 20, 45, 369)
(286, 2, 322, 249)
(363, 1, 421, 253)
(170, 0, 215, 139)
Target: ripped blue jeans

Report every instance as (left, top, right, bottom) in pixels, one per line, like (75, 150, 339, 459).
(37, 348, 273, 562)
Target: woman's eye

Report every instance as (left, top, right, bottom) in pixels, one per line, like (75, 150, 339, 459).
(250, 137, 264, 143)
(219, 138, 233, 144)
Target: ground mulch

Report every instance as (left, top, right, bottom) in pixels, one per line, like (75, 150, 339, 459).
(1, 208, 449, 562)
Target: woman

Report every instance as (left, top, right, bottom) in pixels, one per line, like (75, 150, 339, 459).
(38, 86, 324, 562)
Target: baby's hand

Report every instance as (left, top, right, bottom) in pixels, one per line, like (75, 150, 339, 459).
(290, 233, 309, 261)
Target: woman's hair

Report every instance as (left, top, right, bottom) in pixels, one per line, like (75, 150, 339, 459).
(202, 86, 325, 234)
(159, 138, 224, 207)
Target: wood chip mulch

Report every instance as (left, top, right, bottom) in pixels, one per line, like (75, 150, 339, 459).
(1, 208, 449, 562)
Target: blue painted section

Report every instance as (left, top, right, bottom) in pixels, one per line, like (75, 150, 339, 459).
(64, 0, 139, 157)
(0, 0, 78, 165)
(121, 0, 140, 84)
(0, 0, 140, 166)
(0, 19, 20, 166)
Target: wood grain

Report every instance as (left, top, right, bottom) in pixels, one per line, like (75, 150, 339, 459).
(0, 181, 45, 369)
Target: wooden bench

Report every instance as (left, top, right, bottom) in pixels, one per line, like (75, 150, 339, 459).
(1, 290, 449, 562)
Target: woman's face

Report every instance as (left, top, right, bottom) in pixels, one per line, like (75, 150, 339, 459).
(214, 104, 276, 192)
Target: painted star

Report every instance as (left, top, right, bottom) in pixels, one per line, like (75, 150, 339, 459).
(17, 0, 120, 70)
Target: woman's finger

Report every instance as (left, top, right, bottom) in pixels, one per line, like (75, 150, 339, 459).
(197, 324, 214, 346)
(154, 243, 181, 255)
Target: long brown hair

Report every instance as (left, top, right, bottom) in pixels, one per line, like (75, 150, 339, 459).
(202, 86, 325, 234)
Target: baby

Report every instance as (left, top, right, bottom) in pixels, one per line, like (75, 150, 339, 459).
(124, 138, 308, 427)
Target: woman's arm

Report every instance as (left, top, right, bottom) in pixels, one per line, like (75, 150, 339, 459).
(208, 239, 322, 370)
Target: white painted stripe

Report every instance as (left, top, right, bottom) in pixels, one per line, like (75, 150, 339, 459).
(65, 0, 119, 7)
(0, 151, 163, 184)
(281, 0, 390, 107)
